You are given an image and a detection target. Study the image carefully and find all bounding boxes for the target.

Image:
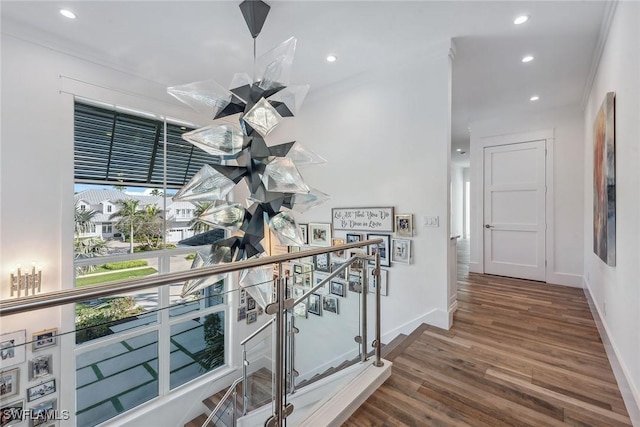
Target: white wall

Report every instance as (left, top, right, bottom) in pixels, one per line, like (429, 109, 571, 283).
(0, 33, 237, 427)
(582, 1, 640, 422)
(291, 40, 455, 336)
(468, 107, 585, 286)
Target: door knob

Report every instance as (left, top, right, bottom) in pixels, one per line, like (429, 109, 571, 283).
(485, 224, 493, 229)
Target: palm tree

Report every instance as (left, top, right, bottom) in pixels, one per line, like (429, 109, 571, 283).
(150, 189, 164, 196)
(189, 202, 213, 234)
(109, 199, 141, 254)
(139, 205, 164, 248)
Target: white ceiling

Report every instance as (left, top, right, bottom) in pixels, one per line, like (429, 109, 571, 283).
(1, 1, 608, 166)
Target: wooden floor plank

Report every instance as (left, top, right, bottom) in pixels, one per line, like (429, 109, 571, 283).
(345, 240, 632, 426)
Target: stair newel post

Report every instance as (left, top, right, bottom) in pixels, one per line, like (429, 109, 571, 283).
(232, 389, 238, 426)
(361, 254, 368, 362)
(373, 251, 384, 367)
(288, 303, 297, 395)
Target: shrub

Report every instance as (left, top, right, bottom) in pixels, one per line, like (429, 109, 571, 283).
(185, 253, 196, 260)
(103, 260, 148, 270)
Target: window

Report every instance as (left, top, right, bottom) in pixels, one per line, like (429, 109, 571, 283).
(74, 102, 221, 188)
(80, 204, 86, 211)
(106, 205, 112, 213)
(103, 223, 113, 234)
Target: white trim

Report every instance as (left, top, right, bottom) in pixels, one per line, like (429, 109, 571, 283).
(584, 281, 640, 426)
(546, 272, 584, 288)
(381, 308, 450, 343)
(471, 129, 554, 281)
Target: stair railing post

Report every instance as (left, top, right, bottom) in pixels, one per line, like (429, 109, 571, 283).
(242, 345, 248, 415)
(373, 251, 384, 367)
(275, 262, 285, 426)
(360, 254, 368, 362)
(288, 305, 296, 395)
(232, 389, 238, 426)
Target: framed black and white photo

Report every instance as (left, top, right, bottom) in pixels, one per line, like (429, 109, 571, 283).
(348, 273, 362, 293)
(331, 262, 348, 280)
(395, 214, 414, 237)
(391, 238, 411, 264)
(27, 379, 55, 402)
(246, 296, 256, 311)
(302, 264, 313, 288)
(309, 223, 331, 246)
(29, 355, 52, 381)
(29, 399, 56, 427)
(298, 224, 308, 244)
(330, 280, 346, 297)
(345, 233, 362, 244)
(308, 293, 322, 315)
(1, 399, 24, 426)
(322, 296, 339, 314)
(313, 253, 331, 273)
(0, 368, 19, 400)
(246, 311, 258, 324)
(32, 329, 57, 352)
(314, 272, 329, 293)
(0, 330, 26, 369)
(237, 306, 247, 322)
(367, 267, 389, 296)
(366, 233, 391, 267)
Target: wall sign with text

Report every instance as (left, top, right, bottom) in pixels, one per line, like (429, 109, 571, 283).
(332, 207, 394, 232)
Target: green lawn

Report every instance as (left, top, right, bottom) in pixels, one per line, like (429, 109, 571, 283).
(76, 268, 158, 287)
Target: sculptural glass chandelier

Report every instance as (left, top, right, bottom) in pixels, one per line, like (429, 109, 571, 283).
(168, 0, 329, 302)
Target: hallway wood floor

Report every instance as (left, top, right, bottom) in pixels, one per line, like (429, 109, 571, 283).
(344, 240, 632, 426)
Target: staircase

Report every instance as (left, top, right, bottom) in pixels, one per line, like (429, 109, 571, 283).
(184, 334, 407, 427)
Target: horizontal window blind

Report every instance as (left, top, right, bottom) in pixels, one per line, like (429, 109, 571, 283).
(74, 103, 220, 187)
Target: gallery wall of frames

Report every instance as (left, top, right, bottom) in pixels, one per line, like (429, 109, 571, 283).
(236, 207, 415, 324)
(1, 327, 61, 427)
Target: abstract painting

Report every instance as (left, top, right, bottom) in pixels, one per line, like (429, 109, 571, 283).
(593, 91, 615, 266)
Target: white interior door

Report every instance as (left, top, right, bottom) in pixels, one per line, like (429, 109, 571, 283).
(483, 141, 546, 281)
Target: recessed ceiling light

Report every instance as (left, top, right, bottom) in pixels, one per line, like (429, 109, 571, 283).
(514, 15, 529, 25)
(326, 55, 337, 63)
(530, 95, 540, 101)
(456, 148, 462, 152)
(522, 55, 534, 63)
(59, 9, 77, 19)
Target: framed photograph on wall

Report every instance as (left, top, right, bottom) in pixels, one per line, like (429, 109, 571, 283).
(391, 238, 411, 264)
(29, 354, 53, 381)
(331, 262, 348, 280)
(366, 233, 391, 267)
(395, 214, 414, 237)
(309, 223, 331, 246)
(27, 379, 56, 402)
(246, 311, 258, 324)
(0, 368, 20, 400)
(32, 329, 57, 352)
(345, 233, 362, 244)
(29, 399, 56, 427)
(308, 293, 322, 316)
(0, 399, 24, 426)
(367, 266, 389, 296)
(0, 330, 26, 369)
(348, 273, 362, 293)
(322, 295, 339, 314)
(347, 250, 366, 273)
(313, 253, 331, 273)
(294, 302, 308, 319)
(298, 224, 308, 245)
(332, 238, 346, 258)
(330, 280, 346, 297)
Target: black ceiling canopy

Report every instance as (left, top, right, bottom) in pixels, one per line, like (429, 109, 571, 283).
(239, 0, 271, 39)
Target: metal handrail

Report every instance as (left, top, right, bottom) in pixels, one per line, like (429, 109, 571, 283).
(0, 239, 381, 317)
(240, 318, 275, 346)
(202, 376, 244, 427)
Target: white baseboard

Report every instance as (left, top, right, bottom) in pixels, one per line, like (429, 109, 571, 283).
(381, 308, 450, 343)
(468, 261, 481, 274)
(546, 272, 584, 288)
(584, 281, 640, 426)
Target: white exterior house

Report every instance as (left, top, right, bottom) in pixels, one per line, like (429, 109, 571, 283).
(74, 188, 198, 243)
